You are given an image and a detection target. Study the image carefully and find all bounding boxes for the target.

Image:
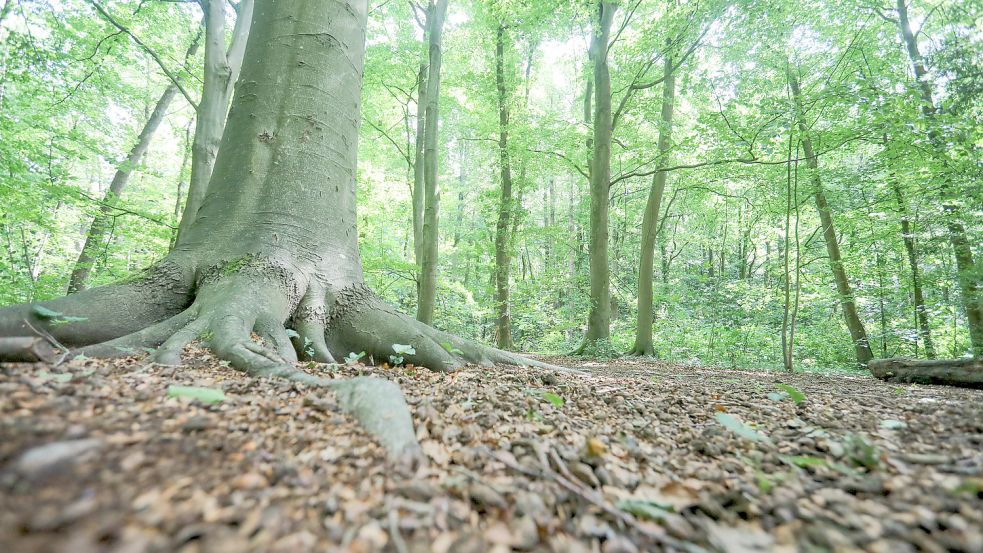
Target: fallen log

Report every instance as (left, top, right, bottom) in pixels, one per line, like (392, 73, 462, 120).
(869, 357, 983, 389)
(0, 337, 57, 363)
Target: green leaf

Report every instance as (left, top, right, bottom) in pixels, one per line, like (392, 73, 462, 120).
(167, 385, 227, 404)
(392, 343, 416, 355)
(542, 391, 564, 407)
(715, 412, 771, 444)
(440, 341, 464, 355)
(38, 371, 72, 383)
(775, 384, 805, 404)
(617, 499, 674, 519)
(32, 305, 63, 319)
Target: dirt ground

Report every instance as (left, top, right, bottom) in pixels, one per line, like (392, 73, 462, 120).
(1, 352, 981, 552)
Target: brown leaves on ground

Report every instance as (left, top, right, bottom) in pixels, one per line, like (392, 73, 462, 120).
(1, 352, 982, 552)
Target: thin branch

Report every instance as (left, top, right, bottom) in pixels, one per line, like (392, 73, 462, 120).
(365, 119, 411, 164)
(528, 148, 589, 180)
(86, 0, 199, 110)
(609, 133, 872, 187)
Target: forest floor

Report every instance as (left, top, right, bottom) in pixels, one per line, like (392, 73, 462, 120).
(1, 351, 982, 553)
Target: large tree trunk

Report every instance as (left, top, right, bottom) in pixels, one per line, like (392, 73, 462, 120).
(493, 24, 515, 350)
(68, 35, 202, 293)
(175, 0, 253, 242)
(892, 178, 936, 358)
(894, 0, 983, 357)
(415, 0, 448, 325)
(0, 0, 572, 460)
(576, 1, 616, 353)
(629, 55, 675, 357)
(789, 69, 873, 367)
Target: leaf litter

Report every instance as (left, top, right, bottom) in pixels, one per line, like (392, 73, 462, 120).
(0, 351, 981, 552)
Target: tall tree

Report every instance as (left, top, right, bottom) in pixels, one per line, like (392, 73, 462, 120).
(415, 0, 449, 325)
(575, 0, 616, 353)
(629, 54, 675, 357)
(68, 34, 202, 293)
(493, 23, 515, 350)
(789, 67, 874, 367)
(888, 0, 983, 357)
(890, 170, 936, 358)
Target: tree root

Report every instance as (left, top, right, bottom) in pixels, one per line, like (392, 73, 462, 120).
(625, 345, 657, 358)
(327, 292, 584, 374)
(0, 271, 581, 461)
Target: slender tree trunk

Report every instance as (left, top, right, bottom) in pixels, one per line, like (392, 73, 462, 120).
(171, 123, 194, 249)
(67, 83, 179, 293)
(789, 69, 873, 367)
(577, 1, 616, 351)
(894, 0, 983, 357)
(630, 56, 675, 356)
(416, 0, 448, 325)
(176, 0, 253, 242)
(69, 33, 203, 292)
(492, 24, 515, 350)
(412, 61, 427, 267)
(892, 178, 936, 358)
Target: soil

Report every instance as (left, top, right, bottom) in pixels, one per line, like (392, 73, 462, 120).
(1, 352, 981, 552)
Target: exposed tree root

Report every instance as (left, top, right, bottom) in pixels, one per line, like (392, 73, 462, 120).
(0, 265, 581, 460)
(625, 345, 657, 358)
(326, 286, 583, 374)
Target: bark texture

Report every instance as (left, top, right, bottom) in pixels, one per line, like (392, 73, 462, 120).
(575, 1, 617, 353)
(629, 55, 675, 357)
(870, 358, 983, 388)
(789, 69, 873, 367)
(894, 0, 983, 357)
(493, 24, 515, 350)
(415, 0, 448, 326)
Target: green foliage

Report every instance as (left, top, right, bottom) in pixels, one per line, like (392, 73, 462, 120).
(1, 0, 980, 373)
(775, 384, 806, 405)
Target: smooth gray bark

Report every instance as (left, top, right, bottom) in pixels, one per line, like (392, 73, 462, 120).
(176, 0, 253, 243)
